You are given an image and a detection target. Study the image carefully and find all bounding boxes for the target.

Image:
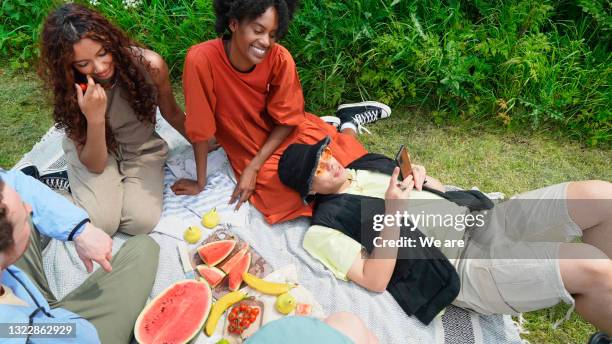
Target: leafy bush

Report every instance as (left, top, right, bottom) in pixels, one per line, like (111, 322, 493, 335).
(1, 0, 610, 145)
(0, 0, 54, 69)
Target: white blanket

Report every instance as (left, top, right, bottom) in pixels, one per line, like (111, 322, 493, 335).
(16, 116, 524, 344)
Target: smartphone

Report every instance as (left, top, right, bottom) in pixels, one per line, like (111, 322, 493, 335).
(395, 144, 413, 180)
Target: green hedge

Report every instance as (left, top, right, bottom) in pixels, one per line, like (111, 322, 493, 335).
(1, 0, 610, 145)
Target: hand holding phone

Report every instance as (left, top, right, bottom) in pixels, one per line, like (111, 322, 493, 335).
(395, 145, 413, 180)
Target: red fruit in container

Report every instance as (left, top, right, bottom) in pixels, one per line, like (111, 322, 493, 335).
(295, 303, 312, 316)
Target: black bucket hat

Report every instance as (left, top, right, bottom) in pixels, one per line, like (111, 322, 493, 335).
(278, 136, 331, 203)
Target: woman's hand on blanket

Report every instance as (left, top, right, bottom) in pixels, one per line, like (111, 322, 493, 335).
(74, 75, 107, 125)
(171, 178, 204, 195)
(230, 165, 258, 211)
(74, 223, 113, 273)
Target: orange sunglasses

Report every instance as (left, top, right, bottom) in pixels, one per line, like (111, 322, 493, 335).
(314, 146, 333, 176)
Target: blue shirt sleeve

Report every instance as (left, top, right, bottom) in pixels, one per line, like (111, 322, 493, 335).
(1, 169, 89, 241)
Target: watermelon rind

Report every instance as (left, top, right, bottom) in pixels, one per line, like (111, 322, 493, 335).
(196, 264, 226, 287)
(134, 280, 212, 344)
(197, 239, 236, 266)
(228, 252, 251, 291)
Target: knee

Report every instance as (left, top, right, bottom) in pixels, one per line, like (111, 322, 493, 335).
(127, 235, 159, 257)
(583, 259, 612, 292)
(73, 192, 121, 236)
(89, 212, 121, 236)
(125, 235, 160, 273)
(122, 206, 162, 235)
(132, 213, 161, 235)
(573, 180, 612, 200)
(568, 180, 612, 224)
(596, 261, 612, 293)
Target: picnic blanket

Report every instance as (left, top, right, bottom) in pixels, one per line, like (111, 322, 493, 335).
(13, 115, 525, 344)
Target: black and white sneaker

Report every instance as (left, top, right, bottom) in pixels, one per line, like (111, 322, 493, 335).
(40, 170, 70, 193)
(335, 101, 391, 134)
(20, 164, 70, 192)
(320, 116, 341, 129)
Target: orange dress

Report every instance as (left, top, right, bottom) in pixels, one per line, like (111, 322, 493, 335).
(183, 38, 367, 224)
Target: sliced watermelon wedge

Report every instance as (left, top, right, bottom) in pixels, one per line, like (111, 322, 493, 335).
(197, 239, 236, 266)
(196, 265, 226, 287)
(219, 244, 249, 274)
(228, 252, 251, 291)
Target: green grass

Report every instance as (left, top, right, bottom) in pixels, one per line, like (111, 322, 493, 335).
(1, 66, 611, 343)
(2, 0, 610, 145)
(358, 108, 612, 195)
(0, 66, 53, 168)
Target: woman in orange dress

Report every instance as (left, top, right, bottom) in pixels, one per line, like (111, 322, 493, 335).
(172, 0, 389, 224)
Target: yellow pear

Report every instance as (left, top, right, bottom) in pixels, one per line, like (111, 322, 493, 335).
(275, 292, 296, 315)
(202, 208, 220, 229)
(183, 226, 202, 244)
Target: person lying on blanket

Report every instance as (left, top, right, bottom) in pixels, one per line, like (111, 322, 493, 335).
(0, 169, 159, 344)
(277, 136, 612, 335)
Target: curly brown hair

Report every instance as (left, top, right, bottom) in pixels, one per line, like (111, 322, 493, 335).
(38, 3, 158, 151)
(0, 177, 15, 253)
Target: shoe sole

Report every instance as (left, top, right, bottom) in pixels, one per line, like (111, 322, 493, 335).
(320, 116, 341, 127)
(336, 101, 391, 117)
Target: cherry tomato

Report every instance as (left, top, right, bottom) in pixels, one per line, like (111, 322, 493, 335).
(239, 304, 247, 311)
(79, 83, 88, 92)
(240, 320, 248, 327)
(249, 315, 257, 323)
(228, 325, 235, 332)
(228, 313, 236, 321)
(251, 308, 260, 316)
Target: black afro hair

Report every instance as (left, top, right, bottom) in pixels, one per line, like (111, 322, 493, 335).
(213, 0, 299, 39)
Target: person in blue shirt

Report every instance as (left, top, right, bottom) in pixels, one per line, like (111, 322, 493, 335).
(0, 169, 159, 344)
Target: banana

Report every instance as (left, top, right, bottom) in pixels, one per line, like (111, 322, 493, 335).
(242, 272, 297, 295)
(204, 291, 246, 336)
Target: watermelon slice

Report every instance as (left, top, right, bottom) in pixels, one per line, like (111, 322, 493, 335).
(228, 252, 251, 291)
(196, 265, 226, 287)
(197, 239, 236, 266)
(219, 244, 249, 274)
(134, 279, 212, 344)
(296, 303, 312, 316)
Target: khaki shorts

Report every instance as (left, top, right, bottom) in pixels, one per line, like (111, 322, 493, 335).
(453, 182, 580, 315)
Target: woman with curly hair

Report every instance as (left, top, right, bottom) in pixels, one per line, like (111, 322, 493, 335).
(38, 3, 185, 235)
(175, 0, 390, 224)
